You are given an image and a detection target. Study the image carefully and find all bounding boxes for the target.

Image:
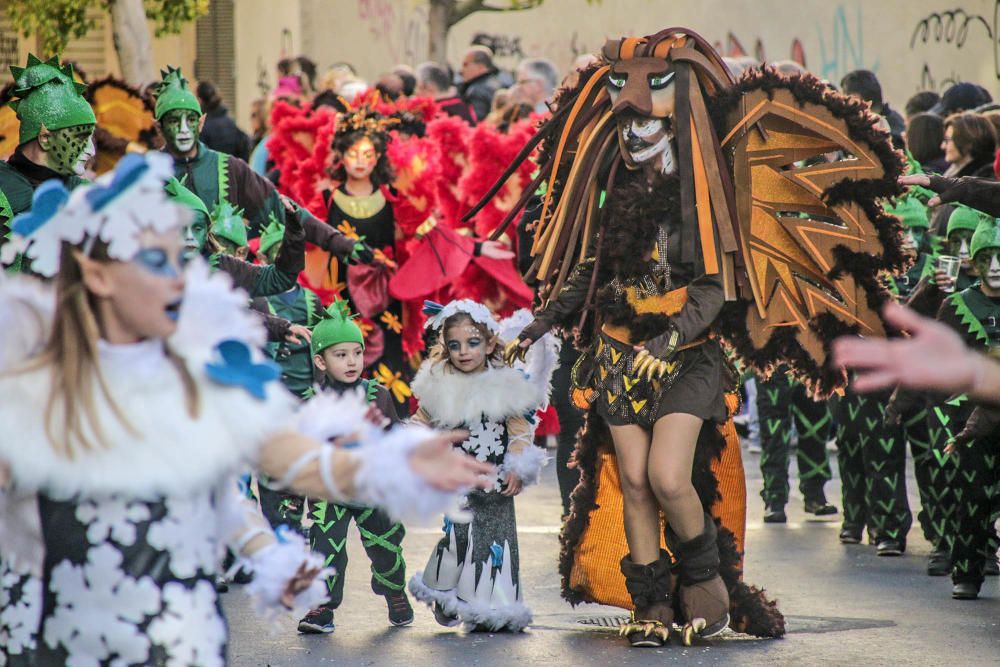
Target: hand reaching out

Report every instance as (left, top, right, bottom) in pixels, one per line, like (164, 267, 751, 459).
(285, 324, 312, 344)
(408, 430, 494, 492)
(280, 561, 323, 609)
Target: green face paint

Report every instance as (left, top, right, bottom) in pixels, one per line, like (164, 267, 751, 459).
(974, 248, 1000, 290)
(41, 123, 95, 175)
(948, 229, 975, 268)
(903, 228, 927, 255)
(183, 210, 209, 258)
(161, 109, 201, 154)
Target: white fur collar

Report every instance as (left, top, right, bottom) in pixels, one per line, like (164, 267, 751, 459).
(0, 354, 295, 500)
(411, 362, 545, 427)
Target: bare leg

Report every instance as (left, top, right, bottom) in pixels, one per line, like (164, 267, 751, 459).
(648, 413, 705, 541)
(609, 423, 660, 565)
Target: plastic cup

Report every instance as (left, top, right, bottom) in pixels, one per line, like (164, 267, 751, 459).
(937, 255, 961, 293)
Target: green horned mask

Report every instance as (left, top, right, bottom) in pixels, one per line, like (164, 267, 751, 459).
(165, 177, 210, 257)
(154, 66, 202, 154)
(209, 200, 248, 253)
(311, 300, 365, 356)
(258, 213, 285, 263)
(9, 54, 96, 175)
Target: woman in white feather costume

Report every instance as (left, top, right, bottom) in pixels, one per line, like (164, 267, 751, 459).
(0, 153, 491, 666)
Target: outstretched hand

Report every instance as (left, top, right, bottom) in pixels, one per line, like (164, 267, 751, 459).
(280, 561, 323, 609)
(285, 324, 312, 344)
(897, 174, 942, 206)
(409, 430, 494, 491)
(478, 240, 515, 260)
(832, 302, 980, 394)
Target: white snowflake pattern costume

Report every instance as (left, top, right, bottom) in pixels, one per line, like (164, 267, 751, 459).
(0, 156, 480, 666)
(406, 303, 553, 632)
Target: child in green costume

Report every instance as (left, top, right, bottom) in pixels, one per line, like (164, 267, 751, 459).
(297, 301, 413, 633)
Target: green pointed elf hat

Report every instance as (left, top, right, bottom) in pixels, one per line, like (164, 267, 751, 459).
(970, 215, 1000, 260)
(947, 204, 990, 237)
(258, 213, 285, 261)
(886, 195, 929, 230)
(153, 66, 202, 120)
(165, 177, 210, 218)
(312, 300, 365, 356)
(209, 200, 248, 248)
(9, 54, 95, 145)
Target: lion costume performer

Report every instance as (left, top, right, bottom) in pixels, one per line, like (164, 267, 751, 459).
(477, 28, 905, 647)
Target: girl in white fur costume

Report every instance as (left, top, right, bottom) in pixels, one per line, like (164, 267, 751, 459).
(408, 299, 553, 633)
(0, 154, 492, 666)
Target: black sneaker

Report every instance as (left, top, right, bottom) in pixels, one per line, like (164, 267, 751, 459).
(952, 581, 980, 600)
(763, 505, 787, 523)
(839, 528, 862, 544)
(804, 497, 838, 516)
(432, 601, 461, 627)
(927, 549, 951, 576)
(214, 576, 229, 594)
(983, 557, 999, 577)
(876, 539, 904, 557)
(298, 606, 335, 634)
(386, 592, 414, 626)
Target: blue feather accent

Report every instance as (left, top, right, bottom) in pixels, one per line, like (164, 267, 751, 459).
(490, 542, 504, 568)
(85, 153, 149, 211)
(204, 339, 281, 400)
(422, 300, 444, 316)
(11, 180, 69, 237)
(442, 517, 453, 535)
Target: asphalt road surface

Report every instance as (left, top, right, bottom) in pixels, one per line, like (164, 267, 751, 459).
(224, 443, 1000, 666)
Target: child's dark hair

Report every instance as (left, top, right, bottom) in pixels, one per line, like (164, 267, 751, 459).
(329, 119, 395, 187)
(428, 312, 503, 368)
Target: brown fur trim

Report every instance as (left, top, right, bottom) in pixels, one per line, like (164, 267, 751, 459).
(600, 171, 681, 276)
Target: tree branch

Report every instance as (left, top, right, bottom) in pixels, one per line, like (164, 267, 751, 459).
(449, 0, 546, 28)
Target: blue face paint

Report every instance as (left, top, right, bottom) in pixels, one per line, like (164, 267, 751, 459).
(133, 248, 180, 278)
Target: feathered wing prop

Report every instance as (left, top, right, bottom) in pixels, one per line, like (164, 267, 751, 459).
(84, 76, 159, 174)
(711, 69, 906, 392)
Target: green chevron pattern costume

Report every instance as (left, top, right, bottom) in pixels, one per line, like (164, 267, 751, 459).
(756, 370, 834, 518)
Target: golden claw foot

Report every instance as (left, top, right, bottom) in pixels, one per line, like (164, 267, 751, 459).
(503, 339, 528, 366)
(681, 618, 707, 646)
(619, 618, 670, 647)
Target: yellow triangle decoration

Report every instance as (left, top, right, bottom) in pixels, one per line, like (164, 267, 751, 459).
(631, 399, 648, 413)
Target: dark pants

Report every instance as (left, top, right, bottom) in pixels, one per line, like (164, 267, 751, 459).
(950, 435, 1000, 584)
(309, 500, 406, 608)
(757, 374, 833, 508)
(257, 482, 305, 536)
(552, 344, 584, 515)
(833, 390, 912, 543)
(904, 406, 955, 550)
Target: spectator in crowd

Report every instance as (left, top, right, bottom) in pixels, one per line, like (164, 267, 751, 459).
(512, 57, 559, 114)
(563, 53, 601, 90)
(841, 69, 905, 147)
(415, 61, 476, 123)
(942, 111, 997, 178)
(905, 91, 940, 120)
(196, 80, 252, 161)
(931, 82, 992, 117)
(907, 112, 949, 173)
(376, 72, 405, 100)
(313, 67, 353, 111)
(393, 65, 417, 96)
(459, 46, 505, 122)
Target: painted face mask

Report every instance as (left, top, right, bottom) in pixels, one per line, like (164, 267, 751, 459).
(948, 229, 974, 269)
(605, 50, 676, 174)
(41, 123, 96, 176)
(182, 210, 209, 259)
(975, 249, 1000, 290)
(343, 136, 378, 181)
(162, 109, 201, 154)
(902, 228, 926, 255)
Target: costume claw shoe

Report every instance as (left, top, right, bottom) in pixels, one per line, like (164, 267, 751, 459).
(619, 551, 674, 647)
(671, 514, 730, 645)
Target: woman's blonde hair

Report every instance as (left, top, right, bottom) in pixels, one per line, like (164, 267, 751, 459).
(17, 241, 199, 458)
(427, 312, 503, 368)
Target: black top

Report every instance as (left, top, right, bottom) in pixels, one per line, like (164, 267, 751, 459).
(201, 106, 252, 161)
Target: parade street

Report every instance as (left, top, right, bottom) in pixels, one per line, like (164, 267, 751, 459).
(224, 448, 1000, 666)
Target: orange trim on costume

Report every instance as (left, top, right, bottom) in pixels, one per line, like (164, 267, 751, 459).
(689, 116, 720, 275)
(619, 37, 647, 60)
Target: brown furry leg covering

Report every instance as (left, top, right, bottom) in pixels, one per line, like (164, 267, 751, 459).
(559, 409, 785, 637)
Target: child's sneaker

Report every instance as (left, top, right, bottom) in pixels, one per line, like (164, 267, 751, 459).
(297, 606, 335, 634)
(386, 591, 414, 626)
(432, 601, 461, 627)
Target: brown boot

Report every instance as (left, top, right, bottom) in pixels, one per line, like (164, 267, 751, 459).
(618, 551, 673, 647)
(670, 514, 730, 644)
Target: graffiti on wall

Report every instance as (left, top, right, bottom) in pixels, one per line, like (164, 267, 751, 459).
(814, 4, 878, 82)
(909, 2, 999, 91)
(470, 32, 526, 59)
